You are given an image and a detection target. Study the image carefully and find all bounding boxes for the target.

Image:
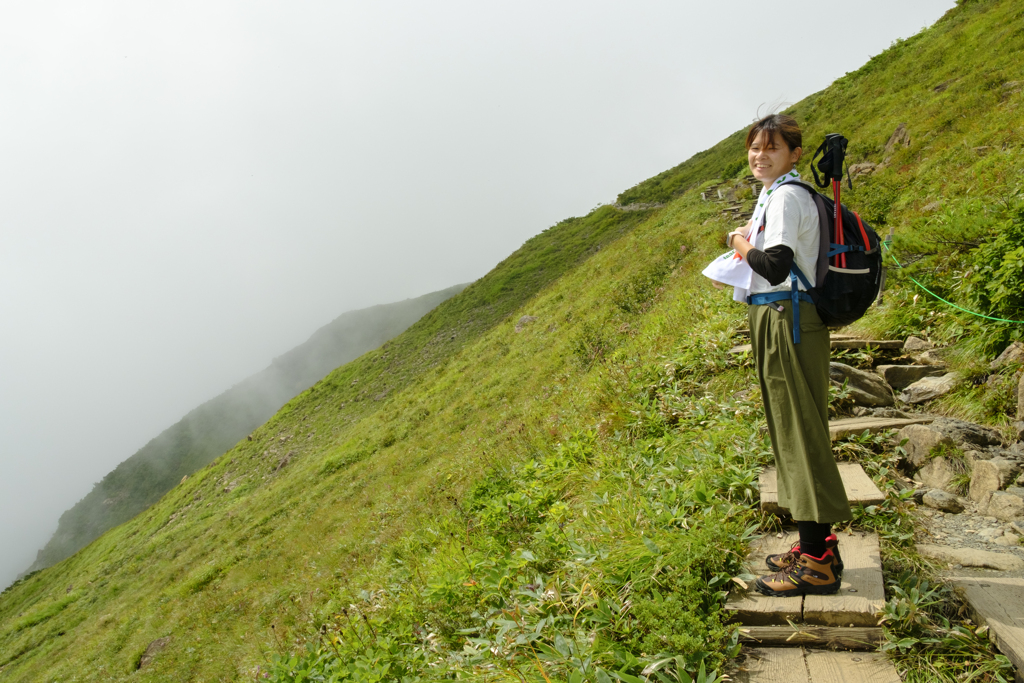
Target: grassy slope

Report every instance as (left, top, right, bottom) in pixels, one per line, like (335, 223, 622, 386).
(29, 285, 469, 575)
(1, 1, 1022, 680)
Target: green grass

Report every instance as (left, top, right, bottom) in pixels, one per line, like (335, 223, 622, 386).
(2, 0, 1023, 680)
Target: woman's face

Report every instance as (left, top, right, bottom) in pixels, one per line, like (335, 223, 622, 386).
(748, 131, 801, 185)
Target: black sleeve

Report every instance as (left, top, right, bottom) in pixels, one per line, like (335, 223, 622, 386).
(746, 245, 794, 286)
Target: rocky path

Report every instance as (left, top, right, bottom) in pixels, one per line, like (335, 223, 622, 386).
(733, 334, 1024, 682)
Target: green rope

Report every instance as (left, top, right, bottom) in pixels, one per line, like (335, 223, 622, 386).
(881, 240, 1024, 324)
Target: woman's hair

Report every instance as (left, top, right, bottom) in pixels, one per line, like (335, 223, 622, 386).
(745, 114, 802, 151)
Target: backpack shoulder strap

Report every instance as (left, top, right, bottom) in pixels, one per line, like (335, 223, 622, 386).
(773, 181, 830, 289)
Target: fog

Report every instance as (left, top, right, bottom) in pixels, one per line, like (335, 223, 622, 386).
(0, 0, 956, 589)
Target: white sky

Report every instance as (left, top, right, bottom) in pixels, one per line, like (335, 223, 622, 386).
(0, 0, 956, 588)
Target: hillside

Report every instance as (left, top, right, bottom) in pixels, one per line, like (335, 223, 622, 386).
(1, 1, 1022, 681)
(26, 284, 467, 576)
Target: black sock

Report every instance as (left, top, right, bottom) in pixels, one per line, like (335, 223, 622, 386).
(797, 521, 831, 559)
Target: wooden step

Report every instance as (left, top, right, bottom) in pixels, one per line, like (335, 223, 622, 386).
(735, 648, 900, 683)
(726, 530, 885, 628)
(759, 463, 884, 516)
(728, 335, 876, 355)
(828, 415, 935, 441)
(738, 625, 882, 650)
(829, 339, 903, 350)
(948, 576, 1024, 680)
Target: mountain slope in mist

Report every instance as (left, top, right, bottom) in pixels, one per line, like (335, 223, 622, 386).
(27, 285, 467, 575)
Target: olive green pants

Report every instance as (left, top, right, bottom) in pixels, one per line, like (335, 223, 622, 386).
(749, 301, 852, 524)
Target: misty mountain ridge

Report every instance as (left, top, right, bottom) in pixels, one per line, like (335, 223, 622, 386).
(27, 284, 467, 575)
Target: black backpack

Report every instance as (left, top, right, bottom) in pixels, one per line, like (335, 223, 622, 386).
(775, 179, 883, 328)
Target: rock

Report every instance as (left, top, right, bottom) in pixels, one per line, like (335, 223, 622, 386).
(996, 532, 1020, 547)
(1010, 520, 1024, 536)
(965, 450, 993, 469)
(1007, 486, 1024, 501)
(904, 336, 934, 351)
(514, 315, 538, 333)
(918, 456, 957, 491)
(1014, 421, 1024, 442)
(917, 544, 1024, 571)
(970, 458, 1022, 503)
(912, 349, 948, 366)
(829, 362, 895, 407)
(885, 123, 911, 154)
(1019, 371, 1024, 420)
(899, 423, 954, 468)
(978, 527, 1004, 541)
(929, 417, 1004, 449)
(985, 491, 1024, 522)
(922, 489, 964, 513)
(851, 406, 911, 419)
(991, 341, 1024, 369)
(848, 162, 877, 177)
(900, 373, 962, 403)
(138, 637, 172, 670)
(876, 364, 947, 390)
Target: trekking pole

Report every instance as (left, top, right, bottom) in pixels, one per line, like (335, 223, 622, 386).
(878, 227, 894, 304)
(813, 134, 850, 269)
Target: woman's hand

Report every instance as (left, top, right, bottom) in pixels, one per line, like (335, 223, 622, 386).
(727, 229, 754, 260)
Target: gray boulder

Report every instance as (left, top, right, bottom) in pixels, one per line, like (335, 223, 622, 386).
(1006, 486, 1024, 501)
(995, 532, 1020, 547)
(899, 423, 953, 468)
(1014, 421, 1024, 442)
(911, 350, 948, 366)
(904, 336, 934, 351)
(139, 637, 172, 670)
(985, 491, 1024, 522)
(829, 362, 895, 407)
(917, 544, 1024, 571)
(918, 456, 957, 491)
(922, 489, 964, 513)
(970, 458, 1022, 503)
(930, 417, 1004, 449)
(900, 372, 962, 403)
(1018, 371, 1024, 420)
(876, 364, 947, 390)
(991, 341, 1024, 370)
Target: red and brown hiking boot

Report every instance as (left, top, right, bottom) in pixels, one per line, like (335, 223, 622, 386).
(754, 549, 842, 597)
(765, 534, 843, 576)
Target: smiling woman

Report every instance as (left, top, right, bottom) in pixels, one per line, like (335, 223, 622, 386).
(726, 114, 852, 597)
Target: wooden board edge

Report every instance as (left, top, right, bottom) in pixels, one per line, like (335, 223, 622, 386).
(738, 625, 883, 651)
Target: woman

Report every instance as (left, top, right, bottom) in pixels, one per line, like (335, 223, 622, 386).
(726, 114, 851, 596)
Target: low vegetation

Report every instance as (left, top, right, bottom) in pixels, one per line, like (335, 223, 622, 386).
(1, 0, 1022, 680)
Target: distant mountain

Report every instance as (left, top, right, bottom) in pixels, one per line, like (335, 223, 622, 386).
(27, 284, 466, 573)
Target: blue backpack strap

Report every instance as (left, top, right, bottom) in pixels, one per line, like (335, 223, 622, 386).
(747, 265, 815, 344)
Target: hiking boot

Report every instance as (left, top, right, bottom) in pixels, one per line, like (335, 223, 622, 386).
(754, 549, 842, 597)
(765, 534, 843, 576)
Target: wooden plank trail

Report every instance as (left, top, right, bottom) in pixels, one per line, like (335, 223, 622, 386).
(726, 531, 886, 629)
(949, 576, 1024, 683)
(734, 648, 900, 683)
(729, 336, 900, 355)
(738, 625, 883, 650)
(828, 415, 935, 441)
(729, 532, 897, 681)
(759, 463, 884, 516)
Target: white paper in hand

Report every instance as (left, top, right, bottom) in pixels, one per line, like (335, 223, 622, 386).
(701, 249, 752, 289)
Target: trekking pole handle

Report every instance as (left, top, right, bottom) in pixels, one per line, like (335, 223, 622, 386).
(824, 133, 848, 183)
